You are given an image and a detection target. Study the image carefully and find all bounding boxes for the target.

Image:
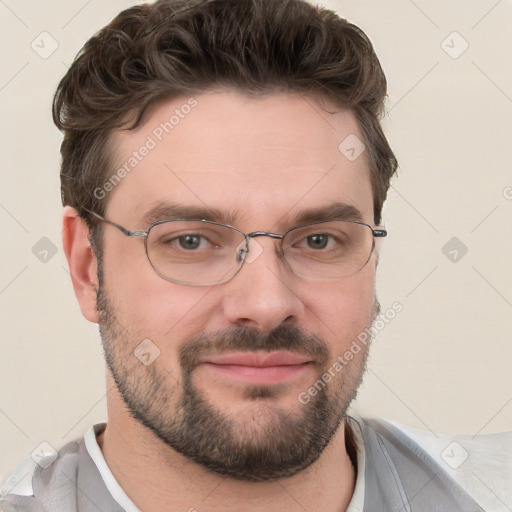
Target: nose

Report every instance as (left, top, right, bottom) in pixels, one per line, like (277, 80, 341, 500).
(219, 237, 305, 332)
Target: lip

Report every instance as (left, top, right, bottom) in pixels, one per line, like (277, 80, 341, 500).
(198, 351, 314, 385)
(201, 351, 313, 367)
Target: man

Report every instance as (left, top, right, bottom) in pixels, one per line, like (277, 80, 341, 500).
(1, 0, 510, 510)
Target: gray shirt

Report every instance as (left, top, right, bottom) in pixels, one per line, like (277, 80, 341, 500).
(1, 416, 508, 511)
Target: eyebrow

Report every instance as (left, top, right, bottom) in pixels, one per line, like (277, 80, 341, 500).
(293, 202, 364, 224)
(141, 201, 364, 227)
(142, 202, 239, 226)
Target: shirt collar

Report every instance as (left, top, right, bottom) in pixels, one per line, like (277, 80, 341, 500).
(84, 416, 366, 511)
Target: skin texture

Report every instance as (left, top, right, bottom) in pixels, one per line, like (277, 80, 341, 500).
(62, 89, 380, 512)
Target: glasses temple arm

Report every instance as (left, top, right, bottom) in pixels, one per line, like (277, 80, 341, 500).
(81, 208, 147, 238)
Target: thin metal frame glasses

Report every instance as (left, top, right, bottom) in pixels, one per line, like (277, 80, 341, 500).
(83, 208, 387, 286)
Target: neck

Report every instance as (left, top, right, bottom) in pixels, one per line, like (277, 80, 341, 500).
(98, 389, 357, 512)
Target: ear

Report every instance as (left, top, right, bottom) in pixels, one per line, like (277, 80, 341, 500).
(62, 206, 99, 323)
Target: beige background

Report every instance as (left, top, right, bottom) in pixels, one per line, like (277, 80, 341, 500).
(1, 0, 511, 481)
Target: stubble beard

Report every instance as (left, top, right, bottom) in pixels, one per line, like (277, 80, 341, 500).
(96, 266, 377, 482)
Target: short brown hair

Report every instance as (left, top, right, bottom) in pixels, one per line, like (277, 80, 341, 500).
(53, 0, 398, 253)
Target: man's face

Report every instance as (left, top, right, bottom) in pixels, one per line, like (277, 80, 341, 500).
(96, 90, 378, 481)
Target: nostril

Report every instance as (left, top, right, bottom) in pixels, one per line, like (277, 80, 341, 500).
(236, 317, 257, 328)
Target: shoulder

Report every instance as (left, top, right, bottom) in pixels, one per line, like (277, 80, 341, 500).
(382, 417, 512, 482)
(350, 415, 512, 512)
(0, 432, 89, 511)
(0, 496, 46, 512)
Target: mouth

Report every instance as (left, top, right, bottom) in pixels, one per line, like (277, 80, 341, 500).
(198, 351, 314, 385)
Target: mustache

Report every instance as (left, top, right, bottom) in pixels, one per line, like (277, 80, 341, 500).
(179, 324, 331, 371)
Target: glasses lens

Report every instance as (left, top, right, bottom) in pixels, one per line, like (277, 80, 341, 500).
(146, 221, 246, 285)
(282, 221, 374, 280)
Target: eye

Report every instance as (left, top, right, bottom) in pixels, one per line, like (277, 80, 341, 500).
(176, 234, 204, 250)
(151, 222, 237, 257)
(305, 234, 330, 250)
(161, 233, 216, 251)
(297, 233, 341, 250)
(286, 225, 351, 256)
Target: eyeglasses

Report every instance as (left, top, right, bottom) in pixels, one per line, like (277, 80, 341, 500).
(83, 208, 387, 286)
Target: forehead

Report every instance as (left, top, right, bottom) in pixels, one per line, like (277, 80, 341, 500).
(107, 89, 373, 229)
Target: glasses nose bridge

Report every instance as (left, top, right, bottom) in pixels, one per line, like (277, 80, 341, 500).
(247, 231, 283, 241)
(241, 231, 285, 262)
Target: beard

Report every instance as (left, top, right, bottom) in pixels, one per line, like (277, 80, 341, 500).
(96, 268, 378, 482)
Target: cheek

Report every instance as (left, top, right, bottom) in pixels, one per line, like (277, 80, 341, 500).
(302, 264, 376, 345)
(101, 240, 212, 344)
